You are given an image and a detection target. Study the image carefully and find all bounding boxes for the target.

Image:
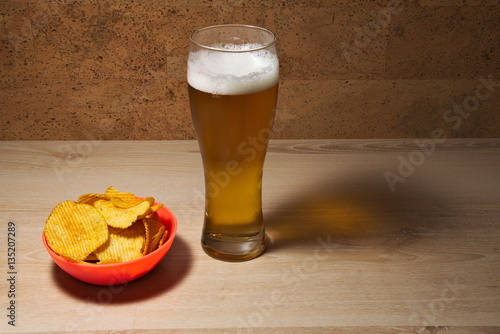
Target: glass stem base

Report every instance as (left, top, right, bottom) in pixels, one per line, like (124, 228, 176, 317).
(201, 230, 267, 262)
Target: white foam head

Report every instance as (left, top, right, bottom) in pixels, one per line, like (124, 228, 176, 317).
(188, 44, 279, 95)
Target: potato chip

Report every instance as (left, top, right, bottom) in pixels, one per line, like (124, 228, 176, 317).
(111, 196, 154, 209)
(148, 203, 163, 215)
(94, 199, 151, 229)
(77, 193, 110, 206)
(104, 186, 143, 205)
(142, 219, 151, 255)
(158, 229, 169, 247)
(142, 217, 166, 254)
(110, 197, 137, 209)
(44, 201, 108, 262)
(95, 222, 146, 263)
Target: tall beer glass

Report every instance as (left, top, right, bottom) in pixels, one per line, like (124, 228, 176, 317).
(187, 25, 279, 261)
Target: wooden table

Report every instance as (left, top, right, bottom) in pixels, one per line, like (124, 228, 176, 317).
(1, 139, 499, 334)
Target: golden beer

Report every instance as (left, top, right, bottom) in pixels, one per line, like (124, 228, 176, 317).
(188, 25, 279, 261)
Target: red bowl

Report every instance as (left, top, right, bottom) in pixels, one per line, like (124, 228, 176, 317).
(43, 203, 177, 286)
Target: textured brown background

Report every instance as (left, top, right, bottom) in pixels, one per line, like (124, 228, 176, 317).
(1, 0, 499, 140)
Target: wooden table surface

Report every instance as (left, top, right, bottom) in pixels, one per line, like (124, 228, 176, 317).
(1, 139, 499, 334)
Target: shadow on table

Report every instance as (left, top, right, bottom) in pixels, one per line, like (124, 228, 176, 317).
(52, 236, 192, 304)
(264, 169, 446, 256)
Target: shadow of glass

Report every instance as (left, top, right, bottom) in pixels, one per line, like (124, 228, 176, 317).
(52, 236, 192, 304)
(264, 170, 445, 254)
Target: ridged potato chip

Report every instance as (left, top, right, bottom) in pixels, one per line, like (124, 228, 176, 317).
(104, 186, 143, 205)
(111, 196, 155, 209)
(158, 228, 169, 247)
(95, 222, 146, 263)
(94, 199, 152, 229)
(148, 203, 163, 214)
(142, 217, 166, 255)
(44, 201, 108, 262)
(77, 193, 110, 206)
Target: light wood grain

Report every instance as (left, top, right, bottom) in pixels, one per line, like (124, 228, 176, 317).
(0, 139, 499, 333)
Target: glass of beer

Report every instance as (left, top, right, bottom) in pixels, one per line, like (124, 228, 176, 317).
(187, 24, 279, 261)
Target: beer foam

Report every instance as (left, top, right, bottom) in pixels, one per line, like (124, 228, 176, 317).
(188, 44, 279, 95)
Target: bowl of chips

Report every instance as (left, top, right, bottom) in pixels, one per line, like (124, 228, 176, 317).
(42, 187, 177, 286)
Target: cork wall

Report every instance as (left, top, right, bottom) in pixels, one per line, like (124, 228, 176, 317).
(1, 0, 499, 140)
